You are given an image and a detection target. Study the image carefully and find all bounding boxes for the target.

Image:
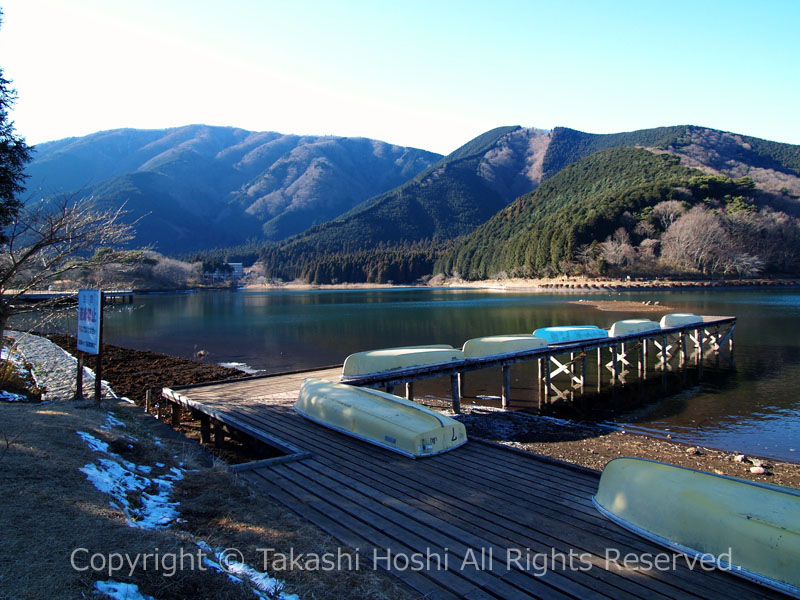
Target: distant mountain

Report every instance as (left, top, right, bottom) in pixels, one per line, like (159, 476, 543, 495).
(25, 123, 800, 279)
(25, 125, 441, 253)
(437, 147, 702, 278)
(261, 125, 800, 284)
(437, 132, 800, 279)
(283, 124, 800, 256)
(542, 125, 800, 197)
(276, 126, 554, 254)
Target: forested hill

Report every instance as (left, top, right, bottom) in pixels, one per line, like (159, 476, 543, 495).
(25, 125, 441, 253)
(272, 125, 800, 259)
(543, 125, 800, 194)
(29, 123, 800, 282)
(436, 146, 800, 280)
(277, 125, 547, 253)
(257, 125, 800, 284)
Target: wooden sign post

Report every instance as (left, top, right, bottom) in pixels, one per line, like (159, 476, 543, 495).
(77, 290, 104, 401)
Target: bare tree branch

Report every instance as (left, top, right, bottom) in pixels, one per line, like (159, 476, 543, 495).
(0, 195, 137, 341)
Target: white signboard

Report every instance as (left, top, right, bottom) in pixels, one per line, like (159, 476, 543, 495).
(77, 290, 102, 354)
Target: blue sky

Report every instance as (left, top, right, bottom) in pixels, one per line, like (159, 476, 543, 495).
(1, 0, 798, 154)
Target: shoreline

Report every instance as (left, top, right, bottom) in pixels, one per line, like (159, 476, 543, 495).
(30, 277, 800, 297)
(239, 276, 800, 293)
(16, 332, 800, 487)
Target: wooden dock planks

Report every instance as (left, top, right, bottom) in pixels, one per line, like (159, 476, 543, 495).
(164, 374, 782, 600)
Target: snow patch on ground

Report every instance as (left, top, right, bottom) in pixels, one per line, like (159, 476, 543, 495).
(78, 425, 296, 598)
(218, 361, 264, 374)
(197, 541, 299, 600)
(0, 390, 25, 402)
(0, 346, 31, 402)
(94, 580, 155, 600)
(103, 412, 127, 429)
(77, 431, 182, 530)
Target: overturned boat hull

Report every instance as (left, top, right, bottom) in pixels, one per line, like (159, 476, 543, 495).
(609, 319, 662, 337)
(462, 334, 547, 358)
(660, 313, 704, 328)
(594, 457, 800, 598)
(533, 325, 608, 344)
(342, 346, 464, 377)
(296, 378, 468, 458)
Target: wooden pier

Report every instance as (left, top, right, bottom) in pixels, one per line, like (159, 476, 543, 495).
(161, 341, 783, 599)
(340, 316, 735, 413)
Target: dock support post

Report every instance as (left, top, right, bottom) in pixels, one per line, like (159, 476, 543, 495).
(200, 415, 211, 444)
(385, 385, 395, 395)
(214, 421, 224, 448)
(637, 342, 643, 376)
(697, 327, 705, 371)
(450, 374, 461, 414)
(544, 359, 551, 403)
(405, 382, 414, 402)
(537, 359, 543, 394)
(581, 353, 587, 394)
(661, 335, 668, 371)
(597, 347, 603, 392)
(642, 340, 648, 380)
(171, 402, 181, 427)
(144, 389, 151, 413)
(457, 372, 465, 399)
(680, 332, 688, 367)
(611, 344, 619, 384)
(501, 364, 511, 409)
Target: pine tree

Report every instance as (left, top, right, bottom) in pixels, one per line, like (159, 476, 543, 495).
(0, 9, 32, 243)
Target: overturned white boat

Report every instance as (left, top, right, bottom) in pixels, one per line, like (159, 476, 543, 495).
(462, 334, 547, 358)
(609, 319, 662, 337)
(295, 378, 468, 458)
(594, 457, 800, 598)
(341, 345, 465, 377)
(660, 313, 704, 328)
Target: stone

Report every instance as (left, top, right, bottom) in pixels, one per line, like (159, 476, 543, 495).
(750, 466, 767, 475)
(733, 454, 747, 463)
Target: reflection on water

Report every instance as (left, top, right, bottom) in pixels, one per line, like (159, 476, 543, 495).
(18, 287, 800, 462)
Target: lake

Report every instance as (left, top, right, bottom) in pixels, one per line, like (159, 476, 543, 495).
(27, 287, 800, 463)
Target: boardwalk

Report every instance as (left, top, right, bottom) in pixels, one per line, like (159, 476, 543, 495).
(163, 364, 783, 599)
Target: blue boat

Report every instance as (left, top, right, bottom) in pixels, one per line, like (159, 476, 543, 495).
(532, 325, 608, 344)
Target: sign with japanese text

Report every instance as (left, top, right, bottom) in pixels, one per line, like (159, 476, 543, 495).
(77, 290, 102, 354)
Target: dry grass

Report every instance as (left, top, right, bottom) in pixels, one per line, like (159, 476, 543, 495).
(0, 400, 418, 599)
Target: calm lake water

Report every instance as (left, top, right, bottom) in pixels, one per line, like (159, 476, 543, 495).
(27, 287, 800, 462)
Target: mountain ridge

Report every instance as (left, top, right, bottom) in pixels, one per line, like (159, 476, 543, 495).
(24, 125, 442, 252)
(258, 124, 800, 283)
(24, 123, 800, 283)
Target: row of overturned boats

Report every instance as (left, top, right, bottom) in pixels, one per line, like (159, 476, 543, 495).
(293, 312, 799, 598)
